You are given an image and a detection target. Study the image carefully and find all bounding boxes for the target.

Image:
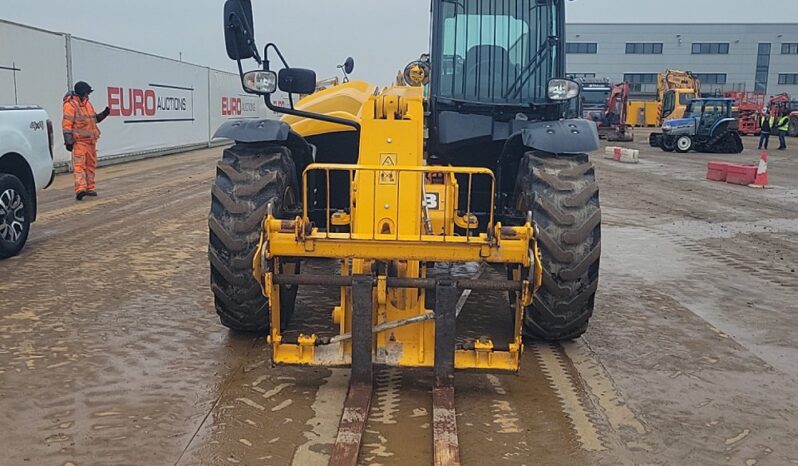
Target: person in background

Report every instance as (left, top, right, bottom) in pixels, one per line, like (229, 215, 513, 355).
(776, 110, 790, 151)
(62, 81, 110, 201)
(759, 109, 775, 151)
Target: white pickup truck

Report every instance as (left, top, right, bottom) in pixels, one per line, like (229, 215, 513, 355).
(0, 105, 55, 258)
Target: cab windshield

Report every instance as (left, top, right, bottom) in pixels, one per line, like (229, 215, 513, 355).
(437, 0, 559, 104)
(685, 102, 703, 119)
(581, 89, 611, 107)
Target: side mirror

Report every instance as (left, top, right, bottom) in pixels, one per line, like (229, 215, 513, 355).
(278, 68, 317, 95)
(343, 57, 355, 75)
(224, 0, 257, 60)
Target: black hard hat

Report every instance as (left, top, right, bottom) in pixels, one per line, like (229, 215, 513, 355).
(74, 81, 93, 97)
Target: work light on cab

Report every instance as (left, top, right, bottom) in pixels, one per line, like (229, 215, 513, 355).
(242, 70, 277, 94)
(548, 78, 580, 101)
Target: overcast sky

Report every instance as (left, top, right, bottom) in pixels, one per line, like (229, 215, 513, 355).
(3, 0, 798, 83)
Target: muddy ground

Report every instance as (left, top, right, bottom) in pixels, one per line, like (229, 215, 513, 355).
(1, 134, 797, 466)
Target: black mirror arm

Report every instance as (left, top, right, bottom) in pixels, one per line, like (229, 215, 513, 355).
(338, 66, 350, 83)
(259, 43, 361, 132)
(228, 13, 261, 64)
(264, 95, 361, 133)
(264, 43, 290, 70)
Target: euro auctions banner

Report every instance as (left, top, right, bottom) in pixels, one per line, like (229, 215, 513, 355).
(209, 69, 271, 140)
(70, 38, 210, 160)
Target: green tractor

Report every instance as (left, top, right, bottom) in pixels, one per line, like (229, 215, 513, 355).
(650, 98, 744, 153)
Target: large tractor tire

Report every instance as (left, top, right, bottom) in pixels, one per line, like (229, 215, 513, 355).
(514, 151, 601, 340)
(209, 143, 299, 332)
(789, 117, 798, 137)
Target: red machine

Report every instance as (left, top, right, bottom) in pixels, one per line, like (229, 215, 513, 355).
(768, 93, 798, 136)
(601, 82, 634, 142)
(725, 91, 765, 136)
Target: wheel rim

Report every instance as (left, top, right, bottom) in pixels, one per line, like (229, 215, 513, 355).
(678, 137, 691, 151)
(0, 188, 26, 243)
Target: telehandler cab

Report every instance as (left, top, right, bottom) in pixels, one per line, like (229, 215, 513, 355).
(211, 0, 601, 463)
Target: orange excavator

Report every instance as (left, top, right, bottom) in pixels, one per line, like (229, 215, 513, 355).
(602, 82, 634, 142)
(577, 79, 633, 142)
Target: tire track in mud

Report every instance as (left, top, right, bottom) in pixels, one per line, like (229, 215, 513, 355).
(533, 342, 607, 452)
(671, 235, 798, 289)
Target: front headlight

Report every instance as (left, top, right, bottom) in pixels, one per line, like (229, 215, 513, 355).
(548, 79, 580, 101)
(242, 70, 277, 94)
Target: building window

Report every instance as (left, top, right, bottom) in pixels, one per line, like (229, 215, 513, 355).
(625, 43, 663, 54)
(695, 73, 728, 85)
(779, 74, 798, 85)
(567, 73, 596, 79)
(624, 73, 658, 92)
(691, 43, 730, 54)
(623, 73, 658, 84)
(782, 43, 798, 55)
(566, 42, 598, 54)
(756, 43, 771, 92)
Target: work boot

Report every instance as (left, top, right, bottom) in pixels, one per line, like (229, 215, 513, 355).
(76, 191, 87, 201)
(86, 190, 98, 197)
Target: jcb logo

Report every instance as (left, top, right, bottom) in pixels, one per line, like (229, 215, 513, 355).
(29, 121, 44, 131)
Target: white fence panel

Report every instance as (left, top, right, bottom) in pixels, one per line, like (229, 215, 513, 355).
(208, 69, 268, 140)
(0, 21, 70, 164)
(70, 38, 210, 161)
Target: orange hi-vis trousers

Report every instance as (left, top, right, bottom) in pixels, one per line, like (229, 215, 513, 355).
(73, 141, 97, 193)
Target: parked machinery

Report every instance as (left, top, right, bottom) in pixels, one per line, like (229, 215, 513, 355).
(650, 98, 743, 153)
(769, 93, 798, 136)
(577, 79, 633, 141)
(603, 82, 634, 141)
(658, 69, 701, 123)
(726, 91, 765, 136)
(577, 78, 612, 122)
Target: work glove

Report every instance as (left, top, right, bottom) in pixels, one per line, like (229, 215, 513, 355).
(96, 106, 111, 123)
(65, 144, 74, 152)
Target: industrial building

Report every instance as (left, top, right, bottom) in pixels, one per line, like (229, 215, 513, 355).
(566, 23, 798, 98)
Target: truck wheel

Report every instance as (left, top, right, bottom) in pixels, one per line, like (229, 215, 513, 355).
(675, 135, 693, 153)
(209, 143, 299, 332)
(789, 118, 798, 137)
(0, 174, 32, 259)
(661, 137, 676, 152)
(514, 151, 601, 340)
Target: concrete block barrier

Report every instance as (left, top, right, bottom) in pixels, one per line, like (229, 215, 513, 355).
(603, 146, 640, 164)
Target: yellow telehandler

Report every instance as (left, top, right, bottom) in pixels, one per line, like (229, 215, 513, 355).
(210, 1, 601, 463)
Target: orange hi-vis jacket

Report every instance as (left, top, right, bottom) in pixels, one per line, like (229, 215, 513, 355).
(62, 93, 100, 145)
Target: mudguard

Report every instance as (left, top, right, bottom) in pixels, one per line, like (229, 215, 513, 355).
(521, 119, 600, 154)
(214, 119, 291, 143)
(710, 118, 739, 138)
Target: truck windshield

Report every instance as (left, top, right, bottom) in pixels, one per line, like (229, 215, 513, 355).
(581, 90, 610, 107)
(437, 0, 559, 104)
